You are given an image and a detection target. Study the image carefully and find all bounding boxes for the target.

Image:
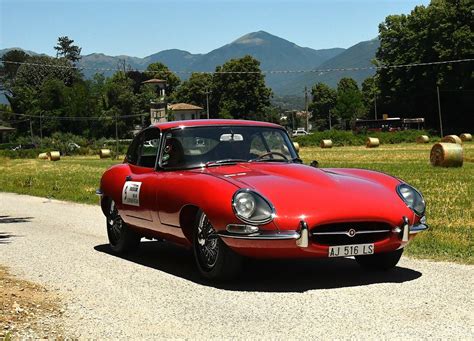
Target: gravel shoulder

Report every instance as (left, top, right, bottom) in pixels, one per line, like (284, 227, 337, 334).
(0, 192, 473, 339)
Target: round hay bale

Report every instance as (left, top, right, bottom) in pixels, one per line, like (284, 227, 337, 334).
(416, 135, 429, 144)
(38, 152, 48, 160)
(292, 142, 300, 153)
(441, 135, 462, 144)
(366, 137, 380, 148)
(47, 151, 61, 161)
(320, 139, 333, 148)
(460, 133, 472, 142)
(430, 143, 463, 167)
(99, 148, 112, 159)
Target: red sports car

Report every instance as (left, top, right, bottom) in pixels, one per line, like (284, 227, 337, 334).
(98, 119, 428, 280)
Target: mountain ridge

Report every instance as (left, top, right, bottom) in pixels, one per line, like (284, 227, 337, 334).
(1, 31, 378, 96)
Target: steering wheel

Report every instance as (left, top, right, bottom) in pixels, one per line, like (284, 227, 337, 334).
(255, 151, 289, 161)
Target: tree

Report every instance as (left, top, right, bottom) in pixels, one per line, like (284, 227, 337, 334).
(173, 72, 212, 109)
(332, 77, 366, 128)
(376, 0, 474, 132)
(211, 55, 272, 119)
(54, 36, 82, 63)
(145, 62, 181, 95)
(0, 49, 29, 86)
(309, 83, 337, 130)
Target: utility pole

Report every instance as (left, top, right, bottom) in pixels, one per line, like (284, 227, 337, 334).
(374, 93, 378, 120)
(204, 88, 211, 119)
(304, 86, 309, 132)
(115, 111, 119, 159)
(39, 112, 43, 146)
(29, 119, 33, 143)
(329, 111, 332, 130)
(436, 86, 444, 137)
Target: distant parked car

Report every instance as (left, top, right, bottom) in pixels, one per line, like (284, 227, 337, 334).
(68, 142, 81, 151)
(11, 143, 37, 151)
(292, 128, 309, 137)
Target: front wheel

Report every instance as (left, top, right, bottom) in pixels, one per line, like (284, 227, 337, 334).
(193, 210, 242, 281)
(355, 248, 403, 270)
(106, 199, 141, 254)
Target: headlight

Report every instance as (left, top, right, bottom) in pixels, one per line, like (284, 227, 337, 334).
(397, 183, 425, 216)
(232, 189, 275, 224)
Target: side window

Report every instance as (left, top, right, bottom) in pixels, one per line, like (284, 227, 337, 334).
(136, 129, 161, 168)
(126, 136, 141, 165)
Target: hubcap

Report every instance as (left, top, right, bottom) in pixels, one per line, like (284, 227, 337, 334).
(107, 201, 123, 245)
(196, 213, 219, 269)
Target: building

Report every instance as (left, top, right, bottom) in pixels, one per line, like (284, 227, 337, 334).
(142, 79, 167, 124)
(0, 124, 15, 143)
(168, 103, 204, 121)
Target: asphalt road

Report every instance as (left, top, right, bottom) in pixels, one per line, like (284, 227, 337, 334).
(0, 192, 473, 338)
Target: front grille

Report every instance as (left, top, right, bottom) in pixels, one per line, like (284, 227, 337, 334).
(311, 222, 392, 246)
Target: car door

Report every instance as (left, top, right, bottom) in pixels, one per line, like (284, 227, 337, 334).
(120, 128, 161, 230)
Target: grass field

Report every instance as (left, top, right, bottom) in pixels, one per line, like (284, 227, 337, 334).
(0, 143, 472, 263)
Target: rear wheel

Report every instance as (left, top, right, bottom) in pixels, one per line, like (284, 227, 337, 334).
(106, 199, 141, 254)
(193, 210, 242, 281)
(355, 248, 403, 270)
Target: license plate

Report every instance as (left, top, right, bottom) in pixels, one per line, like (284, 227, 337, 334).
(328, 244, 374, 258)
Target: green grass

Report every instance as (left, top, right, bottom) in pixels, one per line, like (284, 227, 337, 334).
(0, 144, 472, 263)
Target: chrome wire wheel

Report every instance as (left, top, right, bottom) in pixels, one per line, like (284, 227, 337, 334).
(107, 200, 123, 246)
(196, 212, 219, 270)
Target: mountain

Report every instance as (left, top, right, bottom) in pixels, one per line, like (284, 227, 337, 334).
(1, 32, 379, 96)
(276, 39, 380, 95)
(190, 31, 344, 71)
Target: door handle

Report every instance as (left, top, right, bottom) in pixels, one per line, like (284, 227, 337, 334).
(125, 175, 132, 181)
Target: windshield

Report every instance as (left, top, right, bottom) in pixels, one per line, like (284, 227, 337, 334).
(159, 126, 298, 169)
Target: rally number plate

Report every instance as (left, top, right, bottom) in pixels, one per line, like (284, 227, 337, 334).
(328, 244, 374, 258)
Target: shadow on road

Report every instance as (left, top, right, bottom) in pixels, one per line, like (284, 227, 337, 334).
(0, 232, 16, 244)
(0, 215, 33, 224)
(94, 241, 422, 292)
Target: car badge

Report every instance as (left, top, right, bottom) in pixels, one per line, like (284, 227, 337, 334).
(348, 228, 357, 237)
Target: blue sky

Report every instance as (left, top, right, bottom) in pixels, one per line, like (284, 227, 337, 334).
(1, 0, 430, 57)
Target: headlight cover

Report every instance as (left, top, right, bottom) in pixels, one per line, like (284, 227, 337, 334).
(397, 183, 426, 216)
(232, 189, 275, 225)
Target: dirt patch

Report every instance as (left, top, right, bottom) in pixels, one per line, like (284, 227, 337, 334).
(0, 266, 64, 339)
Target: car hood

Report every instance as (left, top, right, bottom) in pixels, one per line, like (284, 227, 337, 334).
(200, 162, 412, 229)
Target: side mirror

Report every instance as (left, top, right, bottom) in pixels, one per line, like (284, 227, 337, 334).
(293, 142, 300, 153)
(310, 160, 319, 168)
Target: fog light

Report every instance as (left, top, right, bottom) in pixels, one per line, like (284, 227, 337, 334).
(226, 224, 259, 234)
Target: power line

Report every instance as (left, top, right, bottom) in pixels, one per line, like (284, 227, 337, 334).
(1, 58, 473, 75)
(0, 110, 149, 120)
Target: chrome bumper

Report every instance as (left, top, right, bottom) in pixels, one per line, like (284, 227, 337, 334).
(218, 217, 428, 247)
(218, 230, 300, 240)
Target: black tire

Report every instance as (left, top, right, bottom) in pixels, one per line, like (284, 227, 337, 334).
(106, 199, 141, 254)
(355, 248, 403, 270)
(193, 210, 242, 281)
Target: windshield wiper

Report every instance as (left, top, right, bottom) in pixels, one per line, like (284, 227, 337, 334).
(204, 159, 248, 167)
(292, 157, 303, 164)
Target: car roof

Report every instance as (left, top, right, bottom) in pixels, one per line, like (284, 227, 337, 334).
(152, 119, 283, 130)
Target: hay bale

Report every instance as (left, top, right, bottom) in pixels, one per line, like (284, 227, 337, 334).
(292, 142, 300, 153)
(460, 133, 472, 142)
(47, 151, 60, 161)
(441, 135, 462, 144)
(366, 137, 380, 148)
(430, 143, 463, 167)
(38, 152, 48, 160)
(320, 139, 333, 148)
(99, 148, 111, 159)
(416, 135, 429, 144)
